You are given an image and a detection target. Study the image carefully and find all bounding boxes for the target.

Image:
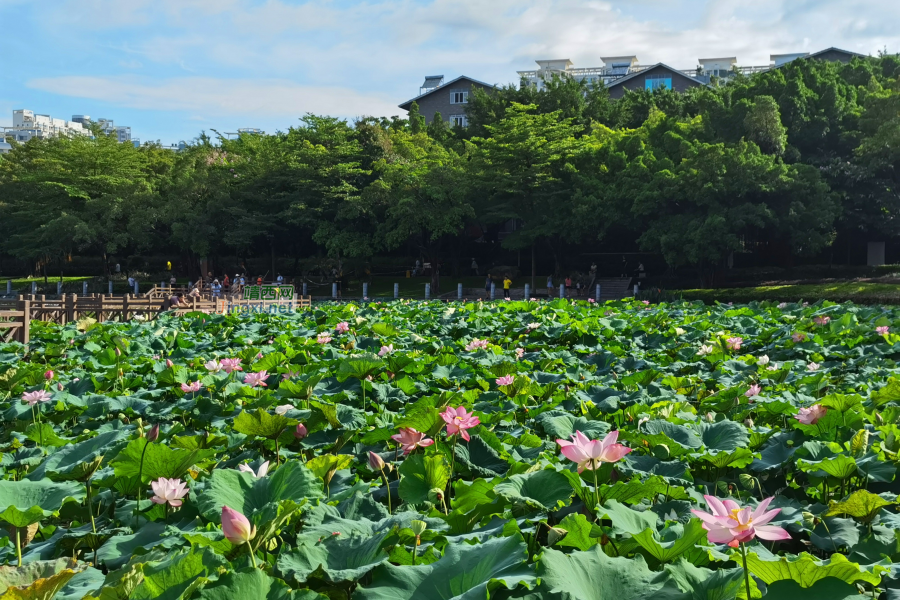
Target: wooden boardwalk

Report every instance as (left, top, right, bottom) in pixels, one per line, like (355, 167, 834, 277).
(0, 293, 313, 345)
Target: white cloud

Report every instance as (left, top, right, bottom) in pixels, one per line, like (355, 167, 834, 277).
(26, 76, 404, 120)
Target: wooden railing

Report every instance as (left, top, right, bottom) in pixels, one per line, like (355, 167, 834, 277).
(0, 293, 312, 344)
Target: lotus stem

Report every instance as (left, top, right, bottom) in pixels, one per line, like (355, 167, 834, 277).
(247, 541, 258, 568)
(740, 542, 752, 600)
(135, 438, 150, 527)
(86, 479, 96, 533)
(15, 528, 21, 567)
(381, 470, 392, 514)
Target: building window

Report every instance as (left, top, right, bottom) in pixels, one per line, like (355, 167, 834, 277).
(450, 91, 469, 104)
(645, 74, 672, 90)
(450, 115, 467, 127)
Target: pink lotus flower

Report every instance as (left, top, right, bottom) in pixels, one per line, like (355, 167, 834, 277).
(777, 302, 788, 309)
(877, 326, 890, 335)
(814, 316, 830, 326)
(221, 505, 256, 545)
(691, 495, 790, 548)
(204, 360, 223, 372)
(556, 430, 632, 473)
(150, 477, 188, 507)
(294, 423, 308, 439)
(496, 375, 515, 387)
(336, 321, 350, 334)
(368, 451, 385, 470)
(379, 344, 394, 357)
(527, 322, 541, 330)
(391, 427, 435, 455)
(317, 333, 332, 344)
(725, 337, 743, 351)
(274, 404, 294, 415)
(282, 369, 300, 380)
(44, 370, 54, 380)
(515, 347, 525, 360)
(745, 384, 761, 397)
(792, 333, 806, 343)
(440, 406, 481, 441)
(795, 404, 827, 425)
(243, 371, 268, 387)
(465, 338, 489, 351)
(239, 461, 269, 478)
(22, 390, 52, 406)
(181, 381, 202, 393)
(806, 362, 820, 372)
(220, 358, 243, 373)
(588, 298, 595, 304)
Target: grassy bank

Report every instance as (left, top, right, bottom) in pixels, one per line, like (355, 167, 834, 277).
(678, 282, 900, 304)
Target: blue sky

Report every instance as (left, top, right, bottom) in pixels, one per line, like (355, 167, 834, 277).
(1, 0, 897, 145)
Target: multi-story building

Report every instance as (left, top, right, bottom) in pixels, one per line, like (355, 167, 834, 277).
(2, 110, 134, 145)
(2, 109, 90, 143)
(516, 47, 863, 98)
(398, 75, 496, 125)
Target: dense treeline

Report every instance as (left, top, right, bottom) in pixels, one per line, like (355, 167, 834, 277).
(1, 53, 899, 287)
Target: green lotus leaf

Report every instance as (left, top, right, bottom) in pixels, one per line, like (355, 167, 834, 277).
(130, 547, 228, 600)
(398, 454, 450, 506)
(742, 551, 883, 588)
(276, 531, 392, 584)
(0, 480, 86, 528)
(198, 569, 328, 600)
(355, 534, 535, 600)
(233, 409, 297, 439)
(194, 461, 323, 523)
(824, 490, 895, 523)
(494, 469, 572, 513)
(537, 545, 687, 600)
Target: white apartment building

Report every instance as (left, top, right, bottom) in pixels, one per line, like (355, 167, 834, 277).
(2, 110, 133, 146)
(516, 47, 861, 91)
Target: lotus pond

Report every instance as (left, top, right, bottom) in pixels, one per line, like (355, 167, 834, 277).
(1, 298, 900, 599)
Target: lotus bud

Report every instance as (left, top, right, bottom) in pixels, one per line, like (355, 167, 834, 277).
(876, 413, 883, 425)
(705, 412, 714, 423)
(57, 383, 63, 392)
(166, 359, 174, 368)
(744, 418, 754, 428)
(802, 511, 817, 528)
(115, 347, 121, 357)
(294, 423, 308, 439)
(44, 370, 54, 380)
(221, 506, 256, 545)
(547, 526, 568, 546)
(117, 413, 126, 421)
(368, 451, 385, 471)
(147, 424, 160, 443)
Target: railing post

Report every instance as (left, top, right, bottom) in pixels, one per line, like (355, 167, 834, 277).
(57, 281, 62, 295)
(596, 284, 601, 301)
(134, 280, 139, 295)
(332, 283, 337, 299)
(362, 282, 368, 299)
(458, 283, 463, 300)
(5, 280, 10, 296)
(83, 281, 88, 295)
(302, 283, 308, 296)
(31, 281, 36, 295)
(108, 280, 113, 295)
(394, 283, 399, 299)
(560, 283, 565, 299)
(425, 283, 430, 299)
(633, 284, 639, 297)
(123, 294, 129, 321)
(524, 284, 530, 299)
(490, 282, 495, 300)
(66, 294, 77, 324)
(17, 298, 31, 345)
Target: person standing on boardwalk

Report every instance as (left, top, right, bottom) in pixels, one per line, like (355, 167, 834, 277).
(546, 275, 554, 298)
(503, 275, 512, 299)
